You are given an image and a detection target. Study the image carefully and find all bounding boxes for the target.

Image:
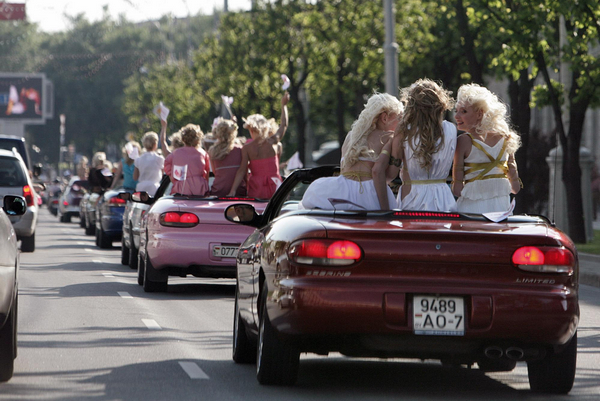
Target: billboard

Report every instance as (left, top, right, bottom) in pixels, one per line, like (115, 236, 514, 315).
(0, 74, 49, 123)
(0, 3, 25, 21)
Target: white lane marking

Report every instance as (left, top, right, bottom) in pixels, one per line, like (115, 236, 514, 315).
(76, 241, 88, 245)
(103, 273, 114, 278)
(85, 249, 93, 252)
(142, 319, 161, 330)
(93, 260, 102, 264)
(118, 292, 133, 299)
(179, 362, 209, 379)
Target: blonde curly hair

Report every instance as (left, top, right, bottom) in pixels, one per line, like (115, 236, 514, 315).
(243, 114, 270, 142)
(209, 119, 239, 160)
(399, 79, 455, 171)
(180, 124, 203, 148)
(456, 83, 521, 155)
(341, 92, 404, 170)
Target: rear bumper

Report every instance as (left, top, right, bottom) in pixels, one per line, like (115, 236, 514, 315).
(266, 277, 579, 355)
(10, 207, 36, 236)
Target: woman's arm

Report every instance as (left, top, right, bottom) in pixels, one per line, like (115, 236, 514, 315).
(507, 153, 521, 194)
(227, 147, 250, 196)
(372, 138, 393, 210)
(160, 119, 171, 157)
(133, 166, 140, 182)
(270, 91, 290, 144)
(452, 134, 471, 197)
(109, 162, 123, 189)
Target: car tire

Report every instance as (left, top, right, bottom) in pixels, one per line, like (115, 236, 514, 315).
(137, 252, 145, 286)
(20, 233, 35, 253)
(143, 252, 168, 293)
(129, 240, 138, 270)
(79, 215, 86, 228)
(98, 228, 112, 249)
(256, 283, 299, 385)
(95, 227, 100, 247)
(527, 331, 577, 394)
(59, 214, 68, 223)
(85, 220, 95, 236)
(121, 237, 130, 266)
(233, 290, 255, 364)
(0, 296, 16, 382)
(477, 358, 517, 372)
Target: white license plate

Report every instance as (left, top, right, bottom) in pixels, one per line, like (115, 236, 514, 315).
(212, 245, 239, 258)
(413, 295, 465, 336)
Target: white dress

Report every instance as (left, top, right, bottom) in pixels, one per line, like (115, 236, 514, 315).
(398, 120, 457, 211)
(134, 151, 164, 196)
(456, 135, 511, 214)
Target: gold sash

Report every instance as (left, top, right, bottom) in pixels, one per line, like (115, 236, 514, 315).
(464, 134, 509, 184)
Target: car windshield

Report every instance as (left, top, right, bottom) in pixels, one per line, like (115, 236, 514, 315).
(0, 156, 27, 187)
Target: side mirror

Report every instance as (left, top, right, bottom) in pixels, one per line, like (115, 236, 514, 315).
(132, 191, 151, 203)
(117, 192, 132, 201)
(225, 203, 257, 224)
(3, 195, 27, 216)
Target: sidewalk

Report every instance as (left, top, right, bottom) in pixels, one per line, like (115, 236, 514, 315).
(579, 217, 600, 288)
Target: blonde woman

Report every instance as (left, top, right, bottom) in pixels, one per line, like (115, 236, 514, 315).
(227, 92, 289, 198)
(384, 79, 457, 211)
(209, 118, 247, 197)
(452, 83, 521, 213)
(164, 124, 210, 196)
(134, 131, 164, 196)
(301, 92, 403, 210)
(88, 152, 112, 193)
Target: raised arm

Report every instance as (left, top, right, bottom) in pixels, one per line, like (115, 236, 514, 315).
(227, 146, 250, 196)
(507, 153, 521, 194)
(159, 119, 171, 157)
(270, 91, 289, 144)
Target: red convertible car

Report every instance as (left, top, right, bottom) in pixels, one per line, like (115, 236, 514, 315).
(135, 192, 269, 292)
(226, 166, 579, 393)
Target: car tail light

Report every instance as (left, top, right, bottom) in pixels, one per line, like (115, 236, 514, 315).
(22, 185, 34, 206)
(288, 239, 363, 266)
(159, 212, 199, 227)
(512, 246, 575, 274)
(109, 197, 126, 205)
(63, 200, 69, 206)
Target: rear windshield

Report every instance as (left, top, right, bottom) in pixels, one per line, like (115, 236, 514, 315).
(0, 139, 28, 167)
(0, 156, 27, 187)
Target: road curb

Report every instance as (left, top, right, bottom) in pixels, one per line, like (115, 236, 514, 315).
(579, 252, 600, 288)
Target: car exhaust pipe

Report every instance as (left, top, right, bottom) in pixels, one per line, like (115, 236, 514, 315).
(484, 346, 503, 359)
(505, 347, 524, 360)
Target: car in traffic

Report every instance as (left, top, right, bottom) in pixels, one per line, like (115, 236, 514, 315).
(81, 192, 101, 235)
(94, 187, 128, 249)
(0, 194, 27, 382)
(0, 135, 32, 172)
(120, 175, 171, 268)
(57, 177, 88, 223)
(0, 149, 39, 252)
(135, 191, 268, 292)
(227, 166, 579, 394)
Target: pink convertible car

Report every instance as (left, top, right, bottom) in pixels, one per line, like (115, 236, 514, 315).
(136, 193, 268, 292)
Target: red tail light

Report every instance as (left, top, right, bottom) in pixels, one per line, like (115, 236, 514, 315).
(109, 197, 126, 205)
(159, 212, 199, 227)
(288, 239, 363, 266)
(512, 246, 575, 274)
(23, 185, 34, 206)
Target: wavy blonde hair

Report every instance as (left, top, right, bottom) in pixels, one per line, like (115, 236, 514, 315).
(180, 124, 204, 148)
(209, 119, 239, 160)
(456, 83, 521, 155)
(341, 92, 404, 169)
(399, 78, 455, 170)
(243, 114, 270, 142)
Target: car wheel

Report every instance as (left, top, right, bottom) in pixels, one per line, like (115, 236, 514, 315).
(129, 240, 138, 270)
(59, 214, 68, 223)
(95, 227, 101, 247)
(137, 252, 145, 286)
(120, 236, 130, 266)
(233, 289, 256, 364)
(256, 283, 299, 385)
(85, 219, 95, 236)
(98, 228, 112, 249)
(20, 233, 35, 253)
(477, 358, 517, 372)
(527, 331, 577, 394)
(143, 252, 168, 293)
(79, 215, 86, 228)
(0, 296, 16, 382)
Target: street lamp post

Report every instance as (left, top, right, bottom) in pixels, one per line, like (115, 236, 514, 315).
(383, 0, 399, 97)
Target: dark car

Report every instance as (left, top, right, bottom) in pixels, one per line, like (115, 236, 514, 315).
(94, 187, 127, 249)
(120, 175, 171, 268)
(0, 195, 27, 382)
(227, 166, 578, 393)
(58, 177, 89, 223)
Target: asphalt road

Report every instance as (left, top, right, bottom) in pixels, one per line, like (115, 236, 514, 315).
(1, 209, 599, 400)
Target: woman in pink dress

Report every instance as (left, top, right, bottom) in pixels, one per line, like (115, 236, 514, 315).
(228, 92, 289, 199)
(209, 118, 247, 197)
(164, 124, 211, 196)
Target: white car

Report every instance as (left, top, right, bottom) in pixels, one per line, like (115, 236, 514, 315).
(0, 149, 39, 252)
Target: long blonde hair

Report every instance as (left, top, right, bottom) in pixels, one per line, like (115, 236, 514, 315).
(243, 114, 270, 142)
(209, 119, 239, 160)
(341, 92, 404, 169)
(456, 83, 521, 155)
(399, 78, 455, 170)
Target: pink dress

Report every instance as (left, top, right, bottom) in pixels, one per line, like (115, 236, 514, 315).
(247, 155, 282, 199)
(164, 147, 210, 196)
(210, 145, 247, 197)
